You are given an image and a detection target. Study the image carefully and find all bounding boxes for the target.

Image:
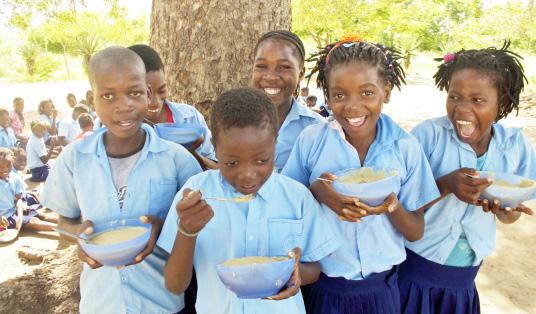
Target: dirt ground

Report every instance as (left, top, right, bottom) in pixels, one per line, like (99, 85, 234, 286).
(0, 76, 535, 313)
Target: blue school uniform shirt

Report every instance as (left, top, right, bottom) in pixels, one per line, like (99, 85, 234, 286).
(275, 99, 326, 172)
(157, 170, 339, 314)
(40, 123, 202, 314)
(282, 114, 440, 279)
(26, 133, 47, 170)
(165, 100, 216, 160)
(0, 171, 24, 217)
(0, 127, 17, 148)
(406, 116, 536, 266)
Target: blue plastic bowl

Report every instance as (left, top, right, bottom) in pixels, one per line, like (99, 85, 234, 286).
(332, 167, 401, 206)
(216, 256, 294, 299)
(79, 219, 151, 267)
(154, 123, 204, 148)
(479, 171, 536, 208)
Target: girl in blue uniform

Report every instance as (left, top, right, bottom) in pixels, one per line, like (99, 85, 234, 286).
(250, 30, 325, 172)
(158, 88, 339, 314)
(282, 36, 439, 314)
(399, 42, 536, 314)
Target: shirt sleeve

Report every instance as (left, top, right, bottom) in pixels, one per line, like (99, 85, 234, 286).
(14, 174, 24, 195)
(281, 131, 312, 186)
(298, 191, 340, 262)
(40, 146, 81, 218)
(193, 110, 216, 160)
(515, 132, 536, 198)
(398, 136, 441, 211)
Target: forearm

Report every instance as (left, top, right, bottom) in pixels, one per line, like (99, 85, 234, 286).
(495, 210, 521, 224)
(190, 151, 218, 170)
(299, 262, 321, 285)
(164, 233, 197, 294)
(387, 205, 424, 242)
(435, 176, 450, 196)
(15, 199, 23, 218)
(58, 215, 82, 242)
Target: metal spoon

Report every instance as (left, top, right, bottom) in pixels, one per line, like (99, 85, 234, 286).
(54, 227, 90, 243)
(204, 194, 256, 203)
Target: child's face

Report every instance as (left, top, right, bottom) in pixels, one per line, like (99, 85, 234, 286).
(42, 102, 54, 116)
(446, 68, 498, 151)
(67, 95, 77, 108)
(306, 99, 316, 108)
(0, 114, 10, 128)
(14, 100, 24, 113)
(92, 64, 150, 140)
(251, 40, 304, 110)
(0, 159, 12, 180)
(215, 125, 275, 195)
(146, 69, 168, 120)
(72, 108, 88, 121)
(32, 125, 46, 138)
(328, 61, 391, 142)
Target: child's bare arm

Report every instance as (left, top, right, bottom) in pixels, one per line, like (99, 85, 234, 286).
(39, 141, 56, 164)
(164, 189, 213, 294)
(385, 194, 424, 242)
(15, 194, 23, 230)
(299, 260, 320, 286)
(57, 215, 82, 242)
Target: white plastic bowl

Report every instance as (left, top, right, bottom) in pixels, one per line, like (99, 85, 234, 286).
(479, 171, 536, 208)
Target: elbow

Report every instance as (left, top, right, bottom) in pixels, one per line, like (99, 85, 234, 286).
(405, 227, 424, 242)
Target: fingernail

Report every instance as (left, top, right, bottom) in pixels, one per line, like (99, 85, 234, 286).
(342, 209, 349, 214)
(355, 218, 361, 223)
(288, 251, 295, 258)
(136, 255, 142, 262)
(266, 297, 273, 300)
(287, 283, 295, 288)
(494, 200, 499, 205)
(505, 207, 512, 212)
(361, 210, 367, 215)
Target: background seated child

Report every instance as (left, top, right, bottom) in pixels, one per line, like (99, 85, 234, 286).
(158, 88, 339, 314)
(282, 38, 439, 314)
(128, 44, 217, 170)
(27, 121, 58, 182)
(0, 109, 18, 149)
(41, 46, 202, 314)
(57, 104, 90, 146)
(74, 113, 94, 141)
(10, 97, 28, 147)
(399, 42, 536, 314)
(37, 100, 58, 145)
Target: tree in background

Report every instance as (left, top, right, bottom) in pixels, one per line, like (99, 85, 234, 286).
(150, 0, 291, 114)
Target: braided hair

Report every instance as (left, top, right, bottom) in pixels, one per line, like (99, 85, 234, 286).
(210, 88, 278, 143)
(254, 30, 305, 67)
(434, 41, 526, 121)
(307, 37, 406, 102)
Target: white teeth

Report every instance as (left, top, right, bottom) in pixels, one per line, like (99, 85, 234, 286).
(118, 120, 133, 127)
(456, 120, 472, 125)
(346, 116, 366, 127)
(147, 108, 159, 113)
(263, 88, 281, 95)
(456, 120, 476, 137)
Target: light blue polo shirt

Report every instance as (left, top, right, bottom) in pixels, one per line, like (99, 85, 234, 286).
(157, 170, 340, 314)
(41, 123, 202, 314)
(282, 114, 440, 279)
(0, 171, 24, 217)
(0, 127, 17, 148)
(165, 100, 216, 160)
(407, 116, 536, 266)
(275, 99, 326, 172)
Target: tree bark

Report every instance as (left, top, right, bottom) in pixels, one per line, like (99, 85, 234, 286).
(150, 0, 291, 119)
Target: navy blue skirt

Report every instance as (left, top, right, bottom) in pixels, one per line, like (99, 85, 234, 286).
(306, 268, 400, 314)
(398, 249, 481, 314)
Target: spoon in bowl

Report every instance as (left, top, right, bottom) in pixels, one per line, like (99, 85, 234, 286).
(204, 194, 256, 203)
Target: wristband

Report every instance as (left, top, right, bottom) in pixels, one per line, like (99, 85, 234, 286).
(177, 217, 199, 237)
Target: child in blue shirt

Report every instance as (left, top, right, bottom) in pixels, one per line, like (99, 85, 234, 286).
(282, 37, 440, 314)
(26, 120, 57, 182)
(128, 44, 217, 170)
(37, 99, 58, 145)
(158, 88, 339, 314)
(41, 46, 202, 314)
(250, 30, 325, 172)
(399, 42, 536, 314)
(0, 109, 18, 148)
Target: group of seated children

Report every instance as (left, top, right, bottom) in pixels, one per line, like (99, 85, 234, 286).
(20, 31, 536, 314)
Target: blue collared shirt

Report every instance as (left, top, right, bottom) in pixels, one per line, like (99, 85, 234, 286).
(26, 133, 47, 169)
(282, 114, 440, 279)
(157, 170, 339, 314)
(165, 100, 216, 160)
(41, 124, 202, 314)
(0, 171, 24, 217)
(406, 116, 536, 266)
(275, 99, 325, 172)
(0, 127, 17, 148)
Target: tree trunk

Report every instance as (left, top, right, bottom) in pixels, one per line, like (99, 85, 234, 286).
(150, 0, 291, 119)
